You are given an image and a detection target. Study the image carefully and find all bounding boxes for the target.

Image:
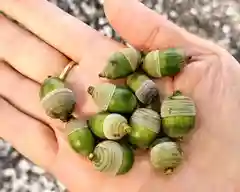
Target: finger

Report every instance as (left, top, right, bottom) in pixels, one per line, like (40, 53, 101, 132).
(103, 0, 222, 54)
(0, 14, 98, 121)
(0, 14, 69, 83)
(0, 0, 115, 61)
(0, 61, 62, 129)
(0, 96, 57, 169)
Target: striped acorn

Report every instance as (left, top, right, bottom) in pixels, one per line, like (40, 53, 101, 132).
(128, 108, 161, 149)
(99, 47, 142, 79)
(142, 48, 190, 78)
(150, 138, 183, 174)
(39, 76, 76, 122)
(88, 112, 132, 140)
(160, 91, 196, 138)
(87, 82, 138, 114)
(89, 140, 134, 175)
(65, 118, 95, 157)
(126, 72, 159, 105)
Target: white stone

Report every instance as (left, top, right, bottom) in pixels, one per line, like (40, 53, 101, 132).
(32, 165, 45, 174)
(18, 159, 31, 171)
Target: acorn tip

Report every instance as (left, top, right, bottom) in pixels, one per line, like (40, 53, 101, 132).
(88, 153, 94, 161)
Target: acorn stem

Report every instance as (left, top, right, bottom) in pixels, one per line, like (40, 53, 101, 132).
(123, 124, 132, 134)
(164, 168, 174, 175)
(88, 153, 95, 161)
(87, 86, 95, 95)
(59, 61, 77, 81)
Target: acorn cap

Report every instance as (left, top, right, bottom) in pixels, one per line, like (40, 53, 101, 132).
(150, 137, 172, 148)
(150, 141, 183, 173)
(160, 91, 196, 138)
(89, 112, 131, 140)
(161, 91, 196, 118)
(87, 83, 116, 112)
(66, 118, 95, 157)
(131, 108, 161, 133)
(89, 140, 134, 175)
(127, 72, 159, 105)
(41, 88, 76, 122)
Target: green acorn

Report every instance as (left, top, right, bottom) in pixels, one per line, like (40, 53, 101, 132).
(88, 112, 132, 140)
(40, 76, 76, 122)
(99, 47, 142, 79)
(129, 108, 161, 149)
(160, 91, 196, 138)
(126, 72, 159, 105)
(65, 118, 95, 157)
(150, 138, 183, 174)
(142, 48, 190, 78)
(89, 140, 134, 175)
(87, 83, 138, 114)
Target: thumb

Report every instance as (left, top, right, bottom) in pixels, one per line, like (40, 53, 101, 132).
(103, 0, 222, 55)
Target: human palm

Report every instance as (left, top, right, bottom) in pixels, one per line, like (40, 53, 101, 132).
(1, 0, 240, 192)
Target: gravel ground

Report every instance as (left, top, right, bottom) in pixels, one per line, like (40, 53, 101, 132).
(0, 0, 240, 191)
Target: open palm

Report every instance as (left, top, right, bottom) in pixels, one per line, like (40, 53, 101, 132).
(1, 0, 240, 192)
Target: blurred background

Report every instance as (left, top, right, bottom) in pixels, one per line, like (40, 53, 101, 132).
(0, 0, 240, 191)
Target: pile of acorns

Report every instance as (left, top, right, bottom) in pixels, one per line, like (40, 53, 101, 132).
(39, 47, 196, 176)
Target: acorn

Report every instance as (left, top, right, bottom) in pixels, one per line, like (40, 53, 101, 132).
(160, 91, 196, 138)
(88, 112, 132, 140)
(89, 140, 134, 175)
(87, 82, 138, 114)
(99, 47, 142, 79)
(142, 48, 190, 78)
(150, 137, 183, 174)
(145, 94, 161, 113)
(126, 72, 159, 105)
(128, 108, 161, 149)
(65, 118, 95, 157)
(40, 76, 76, 122)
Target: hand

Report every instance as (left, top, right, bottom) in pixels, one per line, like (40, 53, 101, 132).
(1, 0, 240, 191)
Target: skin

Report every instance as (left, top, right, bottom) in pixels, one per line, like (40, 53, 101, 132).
(1, 0, 240, 192)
